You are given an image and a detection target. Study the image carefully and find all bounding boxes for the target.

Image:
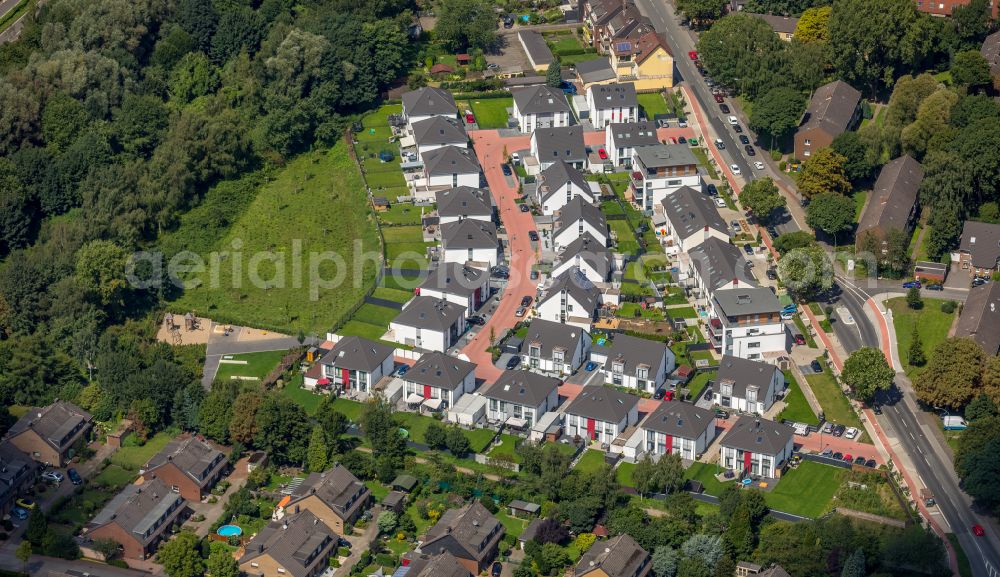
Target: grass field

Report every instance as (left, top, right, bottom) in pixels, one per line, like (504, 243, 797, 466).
(609, 219, 640, 256)
(618, 302, 666, 320)
(373, 287, 413, 303)
(765, 461, 842, 518)
(111, 431, 175, 471)
(690, 147, 719, 180)
(337, 320, 390, 341)
(92, 464, 135, 489)
(854, 191, 868, 221)
(685, 462, 729, 496)
(887, 297, 956, 376)
(777, 371, 819, 425)
(378, 204, 423, 225)
(383, 225, 433, 268)
(169, 145, 379, 334)
(686, 371, 714, 401)
(352, 303, 400, 326)
(805, 359, 866, 437)
(616, 462, 635, 486)
(468, 98, 513, 129)
(215, 350, 287, 383)
(282, 376, 324, 415)
(667, 306, 698, 319)
(495, 510, 529, 538)
(487, 434, 522, 462)
(637, 92, 670, 118)
(574, 449, 608, 473)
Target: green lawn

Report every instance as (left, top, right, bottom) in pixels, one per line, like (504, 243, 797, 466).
(378, 204, 424, 226)
(608, 219, 639, 256)
(887, 297, 956, 376)
(777, 371, 819, 425)
(469, 98, 513, 130)
(331, 398, 366, 422)
(637, 92, 670, 118)
(487, 434, 522, 462)
(663, 288, 689, 305)
(365, 480, 391, 501)
(685, 371, 714, 401)
(466, 428, 498, 454)
(543, 441, 579, 457)
(337, 320, 391, 341)
(765, 461, 842, 518)
(50, 486, 119, 526)
(545, 32, 584, 54)
(92, 464, 135, 489)
(574, 449, 608, 473)
(690, 147, 719, 180)
(352, 303, 400, 327)
(684, 462, 729, 496)
(215, 349, 288, 383)
(805, 359, 866, 437)
(618, 302, 665, 320)
(111, 431, 175, 471)
(854, 190, 868, 221)
(559, 52, 603, 66)
(383, 226, 433, 267)
(495, 509, 529, 538)
(667, 306, 698, 319)
(616, 462, 635, 486)
(792, 315, 817, 348)
(168, 144, 379, 334)
(373, 287, 413, 303)
(282, 375, 324, 416)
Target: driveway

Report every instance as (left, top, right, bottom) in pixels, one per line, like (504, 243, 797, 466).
(332, 506, 382, 577)
(189, 457, 250, 537)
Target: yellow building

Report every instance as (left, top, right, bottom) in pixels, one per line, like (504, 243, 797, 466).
(608, 32, 674, 92)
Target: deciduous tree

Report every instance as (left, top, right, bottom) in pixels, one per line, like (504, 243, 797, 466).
(794, 6, 831, 43)
(806, 192, 856, 240)
(307, 425, 328, 472)
(740, 178, 786, 223)
(158, 532, 204, 577)
(831, 131, 874, 185)
(916, 337, 985, 409)
(798, 148, 851, 197)
(434, 0, 500, 52)
(841, 347, 895, 400)
(828, 0, 922, 96)
(651, 546, 678, 577)
(777, 245, 834, 300)
(749, 87, 806, 147)
(951, 50, 992, 90)
(207, 546, 239, 577)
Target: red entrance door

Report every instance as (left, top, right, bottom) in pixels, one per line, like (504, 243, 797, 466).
(664, 434, 673, 454)
(423, 385, 432, 399)
(474, 287, 482, 307)
(586, 419, 596, 440)
(743, 451, 752, 472)
(341, 368, 350, 390)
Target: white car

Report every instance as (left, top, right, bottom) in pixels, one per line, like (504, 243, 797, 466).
(42, 471, 64, 483)
(754, 161, 765, 170)
(845, 427, 859, 440)
(728, 115, 739, 125)
(714, 197, 726, 208)
(730, 164, 742, 175)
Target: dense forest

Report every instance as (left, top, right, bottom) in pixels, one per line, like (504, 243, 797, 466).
(0, 0, 413, 419)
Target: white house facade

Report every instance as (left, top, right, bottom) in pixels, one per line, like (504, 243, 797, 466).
(417, 262, 490, 314)
(630, 144, 702, 211)
(642, 401, 718, 461)
(513, 85, 572, 133)
(564, 387, 640, 444)
(402, 352, 477, 410)
(483, 371, 561, 428)
(521, 319, 591, 375)
(535, 269, 602, 329)
(590, 334, 675, 394)
(389, 297, 467, 352)
(606, 122, 660, 166)
(720, 417, 794, 478)
(586, 83, 639, 129)
(316, 337, 395, 393)
(535, 161, 594, 215)
(553, 196, 608, 251)
(714, 355, 785, 414)
(709, 289, 786, 360)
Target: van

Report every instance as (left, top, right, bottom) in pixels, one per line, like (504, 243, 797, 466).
(942, 416, 968, 430)
(728, 115, 738, 125)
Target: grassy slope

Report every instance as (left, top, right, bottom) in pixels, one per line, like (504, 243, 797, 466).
(214, 350, 287, 382)
(887, 297, 956, 376)
(765, 461, 842, 518)
(806, 359, 866, 436)
(169, 144, 379, 334)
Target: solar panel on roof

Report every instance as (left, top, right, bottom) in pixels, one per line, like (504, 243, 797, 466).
(616, 42, 632, 52)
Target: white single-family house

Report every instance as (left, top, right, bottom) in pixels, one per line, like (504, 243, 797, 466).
(683, 237, 757, 306)
(586, 83, 638, 129)
(564, 386, 640, 444)
(417, 262, 490, 314)
(590, 334, 675, 394)
(436, 187, 493, 224)
(531, 127, 588, 171)
(605, 122, 660, 166)
(390, 297, 467, 352)
(714, 355, 785, 414)
(482, 370, 561, 428)
(402, 351, 477, 410)
(402, 87, 458, 127)
(411, 116, 468, 156)
(535, 268, 602, 330)
(441, 219, 500, 268)
(658, 186, 729, 254)
(720, 416, 794, 479)
(520, 319, 591, 375)
(551, 234, 612, 283)
(513, 85, 572, 133)
(553, 196, 608, 250)
(421, 146, 481, 192)
(315, 336, 395, 393)
(535, 161, 595, 215)
(641, 401, 718, 461)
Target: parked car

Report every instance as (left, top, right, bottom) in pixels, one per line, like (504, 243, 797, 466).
(865, 459, 877, 468)
(501, 164, 512, 176)
(521, 295, 532, 307)
(843, 453, 853, 462)
(767, 268, 778, 280)
(714, 138, 726, 150)
(744, 145, 756, 156)
(853, 456, 866, 466)
(720, 104, 730, 114)
(715, 409, 730, 419)
(706, 183, 718, 196)
(794, 333, 806, 346)
(728, 115, 739, 125)
(42, 471, 64, 483)
(559, 80, 577, 95)
(678, 136, 687, 143)
(973, 277, 988, 287)
(730, 164, 742, 175)
(832, 452, 843, 460)
(515, 306, 526, 317)
(467, 315, 485, 326)
(585, 361, 598, 371)
(713, 93, 724, 103)
(492, 563, 503, 577)
(502, 15, 514, 28)
(598, 148, 608, 160)
(530, 270, 539, 280)
(926, 283, 943, 291)
(833, 424, 846, 437)
(465, 112, 475, 124)
(844, 427, 859, 440)
(743, 244, 754, 255)
(738, 134, 750, 144)
(678, 120, 688, 128)
(873, 404, 882, 415)
(821, 447, 833, 457)
(714, 198, 726, 208)
(15, 498, 35, 510)
(730, 220, 740, 231)
(973, 524, 986, 537)
(766, 226, 778, 238)
(688, 50, 698, 60)
(67, 468, 82, 486)
(754, 161, 765, 171)
(528, 230, 539, 241)
(396, 365, 410, 377)
(822, 422, 834, 434)
(506, 356, 521, 369)
(810, 359, 823, 373)
(519, 204, 529, 212)
(733, 124, 743, 133)
(11, 506, 28, 520)
(653, 389, 666, 400)
(902, 280, 921, 289)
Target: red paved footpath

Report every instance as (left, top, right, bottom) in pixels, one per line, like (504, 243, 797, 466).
(463, 131, 536, 383)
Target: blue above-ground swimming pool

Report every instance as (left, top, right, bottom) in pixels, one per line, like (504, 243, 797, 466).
(217, 525, 243, 537)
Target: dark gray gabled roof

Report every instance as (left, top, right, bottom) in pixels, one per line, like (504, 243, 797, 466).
(633, 143, 698, 169)
(983, 30, 1000, 76)
(483, 370, 560, 407)
(403, 87, 458, 118)
(6, 401, 92, 453)
(576, 534, 650, 577)
(556, 196, 607, 239)
(642, 401, 715, 440)
(423, 146, 481, 176)
(441, 219, 499, 250)
(857, 155, 922, 237)
(143, 435, 225, 487)
(721, 416, 793, 456)
(537, 160, 590, 203)
(565, 386, 639, 423)
(712, 287, 782, 317)
(608, 122, 660, 149)
(319, 336, 395, 372)
(436, 187, 492, 219)
(959, 220, 1000, 270)
(541, 268, 601, 312)
(687, 237, 756, 292)
(413, 553, 473, 577)
(419, 262, 486, 297)
(533, 127, 587, 164)
(423, 501, 503, 562)
(588, 83, 638, 110)
(798, 80, 861, 137)
(660, 186, 728, 240)
(406, 351, 476, 391)
(513, 85, 572, 115)
(557, 233, 612, 279)
(954, 282, 1000, 355)
(412, 116, 468, 147)
(518, 30, 555, 67)
(523, 319, 587, 361)
(288, 464, 369, 516)
(600, 334, 668, 378)
(89, 478, 185, 545)
(576, 58, 616, 84)
(240, 510, 336, 577)
(750, 13, 799, 34)
(393, 297, 465, 332)
(716, 355, 779, 401)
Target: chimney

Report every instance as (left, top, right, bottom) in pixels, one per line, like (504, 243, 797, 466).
(733, 277, 738, 287)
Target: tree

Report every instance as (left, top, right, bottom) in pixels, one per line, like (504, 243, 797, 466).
(514, 565, 536, 577)
(377, 511, 398, 534)
(546, 56, 562, 88)
(651, 453, 686, 495)
(676, 0, 728, 24)
(794, 6, 831, 43)
(754, 521, 826, 577)
(951, 50, 992, 90)
(42, 92, 89, 151)
(425, 421, 447, 449)
(777, 245, 833, 300)
(199, 382, 238, 443)
(773, 230, 816, 254)
(681, 534, 723, 570)
(723, 506, 755, 561)
(906, 286, 923, 309)
(925, 206, 961, 260)
(26, 508, 47, 546)
(632, 454, 656, 495)
(207, 546, 240, 577)
(798, 148, 851, 197)
(697, 14, 786, 99)
(535, 518, 570, 544)
(950, 0, 993, 48)
(841, 347, 895, 401)
(158, 532, 205, 577)
(360, 397, 406, 480)
(228, 391, 263, 445)
(307, 425, 328, 472)
(15, 541, 31, 574)
(445, 427, 471, 455)
(908, 325, 926, 367)
(806, 193, 856, 241)
(749, 87, 806, 147)
(841, 548, 866, 577)
(966, 394, 997, 422)
(75, 240, 131, 307)
(916, 337, 985, 409)
(651, 547, 679, 577)
(675, 558, 711, 577)
(828, 0, 923, 96)
(434, 0, 499, 52)
(253, 395, 311, 466)
(955, 415, 1000, 512)
(739, 178, 786, 223)
(831, 131, 874, 185)
(900, 88, 959, 159)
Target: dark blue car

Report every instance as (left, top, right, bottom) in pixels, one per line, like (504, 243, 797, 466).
(585, 361, 597, 371)
(902, 280, 921, 289)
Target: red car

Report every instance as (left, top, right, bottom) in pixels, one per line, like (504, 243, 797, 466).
(973, 524, 986, 537)
(794, 334, 806, 346)
(465, 113, 475, 124)
(713, 93, 724, 103)
(598, 148, 608, 160)
(843, 453, 853, 462)
(688, 51, 698, 60)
